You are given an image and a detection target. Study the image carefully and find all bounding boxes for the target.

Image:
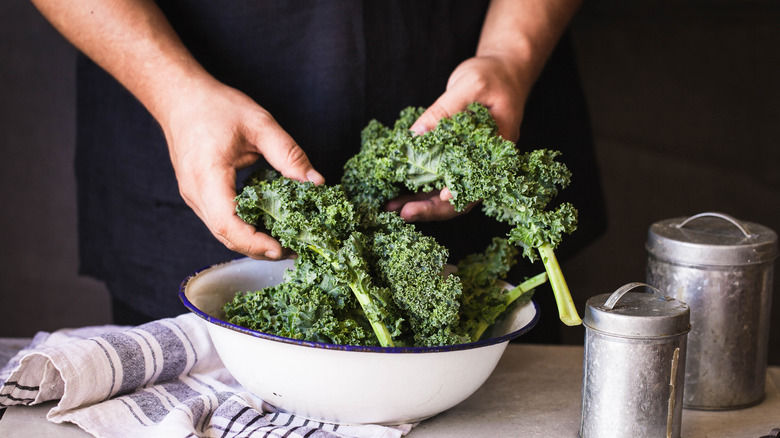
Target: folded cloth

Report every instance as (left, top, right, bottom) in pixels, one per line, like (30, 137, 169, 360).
(0, 314, 413, 438)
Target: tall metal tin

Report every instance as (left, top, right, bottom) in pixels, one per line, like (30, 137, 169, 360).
(580, 283, 690, 438)
(646, 212, 777, 410)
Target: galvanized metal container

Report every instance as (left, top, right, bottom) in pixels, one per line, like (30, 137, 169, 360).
(580, 283, 690, 438)
(646, 212, 777, 410)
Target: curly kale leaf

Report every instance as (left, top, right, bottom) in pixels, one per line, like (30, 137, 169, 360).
(227, 101, 583, 347)
(340, 108, 421, 209)
(232, 172, 469, 347)
(342, 102, 577, 253)
(223, 256, 376, 346)
(342, 103, 581, 325)
(332, 231, 406, 346)
(234, 174, 402, 346)
(235, 170, 355, 256)
(480, 149, 578, 260)
(455, 237, 547, 342)
(369, 220, 463, 347)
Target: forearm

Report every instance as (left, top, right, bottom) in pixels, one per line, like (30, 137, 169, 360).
(29, 0, 213, 126)
(478, 0, 582, 91)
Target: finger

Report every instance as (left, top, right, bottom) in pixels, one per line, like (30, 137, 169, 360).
(402, 197, 481, 222)
(439, 187, 453, 201)
(384, 192, 426, 212)
(409, 94, 470, 136)
(399, 196, 460, 222)
(193, 168, 285, 259)
(385, 189, 450, 212)
(384, 198, 404, 212)
(247, 121, 325, 185)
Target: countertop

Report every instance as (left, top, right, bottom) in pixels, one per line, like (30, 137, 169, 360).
(1, 340, 778, 437)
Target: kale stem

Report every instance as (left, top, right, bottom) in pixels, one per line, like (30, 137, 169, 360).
(468, 272, 548, 342)
(346, 283, 396, 347)
(314, 243, 397, 347)
(505, 272, 548, 304)
(538, 243, 582, 326)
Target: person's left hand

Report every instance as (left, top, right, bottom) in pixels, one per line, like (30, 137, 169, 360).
(388, 55, 531, 221)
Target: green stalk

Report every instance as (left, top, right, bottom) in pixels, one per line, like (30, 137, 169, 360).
(504, 271, 548, 304)
(538, 243, 582, 326)
(311, 244, 397, 347)
(468, 272, 549, 342)
(346, 283, 395, 347)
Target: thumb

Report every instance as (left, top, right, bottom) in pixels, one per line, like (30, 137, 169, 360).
(409, 97, 462, 136)
(251, 123, 325, 185)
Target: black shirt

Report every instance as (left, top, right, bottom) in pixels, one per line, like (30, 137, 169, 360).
(75, 1, 606, 336)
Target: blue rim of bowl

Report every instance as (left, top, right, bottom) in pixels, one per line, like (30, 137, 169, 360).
(179, 260, 540, 353)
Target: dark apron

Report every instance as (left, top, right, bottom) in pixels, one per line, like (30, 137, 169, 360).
(76, 1, 606, 341)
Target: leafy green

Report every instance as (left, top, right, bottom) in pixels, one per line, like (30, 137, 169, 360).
(225, 102, 580, 348)
(223, 256, 376, 346)
(368, 215, 463, 346)
(343, 103, 581, 325)
(456, 237, 548, 341)
(233, 171, 405, 347)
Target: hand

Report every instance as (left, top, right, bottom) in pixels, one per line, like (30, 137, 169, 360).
(27, 0, 326, 260)
(162, 79, 324, 260)
(393, 55, 531, 221)
(412, 56, 529, 141)
(385, 188, 478, 222)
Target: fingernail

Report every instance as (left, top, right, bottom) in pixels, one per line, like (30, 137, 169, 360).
(410, 124, 426, 136)
(306, 170, 325, 185)
(265, 250, 279, 259)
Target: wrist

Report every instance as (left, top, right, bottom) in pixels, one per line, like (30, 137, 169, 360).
(140, 61, 218, 129)
(476, 0, 581, 90)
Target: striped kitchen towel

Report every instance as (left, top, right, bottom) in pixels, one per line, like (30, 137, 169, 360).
(0, 314, 412, 438)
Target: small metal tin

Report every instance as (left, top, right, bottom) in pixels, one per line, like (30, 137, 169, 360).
(647, 212, 777, 410)
(580, 283, 690, 438)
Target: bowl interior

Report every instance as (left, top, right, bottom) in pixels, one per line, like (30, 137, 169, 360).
(180, 257, 539, 353)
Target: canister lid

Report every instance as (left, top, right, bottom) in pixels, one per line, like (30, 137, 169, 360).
(647, 212, 778, 266)
(584, 283, 690, 338)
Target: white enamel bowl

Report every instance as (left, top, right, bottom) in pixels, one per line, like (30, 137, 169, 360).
(180, 257, 538, 425)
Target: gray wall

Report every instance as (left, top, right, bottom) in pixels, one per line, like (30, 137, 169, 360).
(1, 1, 111, 335)
(1, 1, 778, 364)
(562, 2, 780, 366)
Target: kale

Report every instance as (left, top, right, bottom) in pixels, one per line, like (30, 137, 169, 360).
(455, 237, 548, 342)
(232, 171, 405, 346)
(343, 103, 580, 325)
(223, 255, 377, 346)
(225, 103, 580, 348)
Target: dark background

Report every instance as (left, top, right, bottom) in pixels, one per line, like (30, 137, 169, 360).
(1, 1, 778, 364)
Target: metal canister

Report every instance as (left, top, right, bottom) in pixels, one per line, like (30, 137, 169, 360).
(646, 212, 777, 410)
(580, 283, 690, 438)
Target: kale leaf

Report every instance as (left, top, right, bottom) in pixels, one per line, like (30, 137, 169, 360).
(225, 103, 581, 348)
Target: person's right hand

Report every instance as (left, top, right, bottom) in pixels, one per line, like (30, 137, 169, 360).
(161, 78, 324, 260)
(28, 0, 324, 260)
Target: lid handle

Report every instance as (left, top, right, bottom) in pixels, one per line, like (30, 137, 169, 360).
(604, 282, 668, 310)
(676, 212, 753, 238)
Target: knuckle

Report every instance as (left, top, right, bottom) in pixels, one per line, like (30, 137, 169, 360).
(284, 145, 310, 169)
(425, 105, 453, 124)
(221, 238, 240, 253)
(210, 219, 232, 246)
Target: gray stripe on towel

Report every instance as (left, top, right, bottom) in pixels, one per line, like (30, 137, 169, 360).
(100, 332, 145, 395)
(138, 322, 188, 382)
